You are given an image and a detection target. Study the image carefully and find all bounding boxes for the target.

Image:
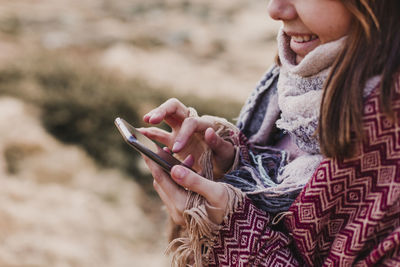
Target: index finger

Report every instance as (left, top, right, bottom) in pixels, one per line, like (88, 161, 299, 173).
(143, 98, 189, 128)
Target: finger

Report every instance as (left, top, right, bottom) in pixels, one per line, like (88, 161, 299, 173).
(172, 117, 212, 152)
(163, 146, 172, 154)
(148, 109, 167, 124)
(182, 154, 195, 168)
(144, 156, 187, 225)
(204, 127, 235, 159)
(153, 179, 173, 209)
(170, 165, 227, 208)
(144, 157, 188, 224)
(143, 155, 187, 202)
(153, 180, 185, 226)
(143, 108, 165, 124)
(143, 110, 156, 123)
(137, 127, 172, 147)
(144, 98, 188, 127)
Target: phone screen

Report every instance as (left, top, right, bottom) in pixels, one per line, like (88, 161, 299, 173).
(115, 117, 183, 173)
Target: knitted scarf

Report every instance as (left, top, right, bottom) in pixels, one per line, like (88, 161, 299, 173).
(222, 29, 346, 213)
(276, 29, 347, 154)
(167, 29, 348, 266)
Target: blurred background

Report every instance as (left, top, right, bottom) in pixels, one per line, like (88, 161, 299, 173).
(0, 0, 279, 266)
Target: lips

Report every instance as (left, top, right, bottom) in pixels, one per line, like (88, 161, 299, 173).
(287, 33, 320, 59)
(291, 34, 318, 43)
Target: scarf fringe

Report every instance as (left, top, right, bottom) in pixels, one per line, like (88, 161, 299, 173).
(166, 184, 245, 266)
(165, 113, 246, 266)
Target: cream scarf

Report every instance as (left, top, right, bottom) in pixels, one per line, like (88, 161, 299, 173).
(167, 29, 350, 267)
(276, 28, 347, 154)
(247, 29, 347, 196)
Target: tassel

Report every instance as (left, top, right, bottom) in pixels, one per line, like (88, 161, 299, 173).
(165, 112, 248, 266)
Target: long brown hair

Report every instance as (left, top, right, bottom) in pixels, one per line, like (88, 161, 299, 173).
(318, 0, 400, 158)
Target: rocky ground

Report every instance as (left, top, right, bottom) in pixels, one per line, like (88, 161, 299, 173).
(0, 0, 279, 266)
(0, 97, 169, 266)
(0, 0, 280, 101)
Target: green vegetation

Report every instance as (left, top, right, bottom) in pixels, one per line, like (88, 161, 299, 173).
(0, 51, 242, 191)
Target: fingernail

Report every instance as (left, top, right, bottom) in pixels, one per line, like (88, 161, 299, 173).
(183, 154, 194, 167)
(153, 174, 162, 183)
(172, 141, 182, 152)
(149, 114, 157, 122)
(210, 134, 217, 146)
(172, 166, 188, 180)
(206, 128, 217, 146)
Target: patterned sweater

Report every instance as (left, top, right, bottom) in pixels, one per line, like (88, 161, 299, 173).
(209, 68, 400, 266)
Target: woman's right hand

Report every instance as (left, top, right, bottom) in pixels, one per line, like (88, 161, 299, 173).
(141, 98, 235, 178)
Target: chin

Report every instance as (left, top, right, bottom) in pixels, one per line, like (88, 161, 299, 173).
(295, 55, 304, 64)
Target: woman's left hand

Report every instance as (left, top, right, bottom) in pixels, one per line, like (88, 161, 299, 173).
(143, 156, 228, 226)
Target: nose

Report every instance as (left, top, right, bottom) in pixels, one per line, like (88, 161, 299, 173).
(267, 0, 297, 21)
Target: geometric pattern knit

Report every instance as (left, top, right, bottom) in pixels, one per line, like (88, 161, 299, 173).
(286, 87, 400, 266)
(209, 85, 400, 266)
(208, 196, 300, 266)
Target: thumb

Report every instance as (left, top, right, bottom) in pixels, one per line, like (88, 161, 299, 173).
(205, 128, 234, 157)
(170, 165, 227, 209)
(204, 127, 234, 172)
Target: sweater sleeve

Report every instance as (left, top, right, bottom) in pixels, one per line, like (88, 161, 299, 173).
(207, 194, 301, 266)
(285, 87, 400, 266)
(363, 227, 400, 266)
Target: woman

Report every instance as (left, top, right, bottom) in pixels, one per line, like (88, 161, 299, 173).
(141, 0, 400, 265)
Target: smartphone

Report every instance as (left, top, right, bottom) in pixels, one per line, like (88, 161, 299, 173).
(114, 117, 185, 174)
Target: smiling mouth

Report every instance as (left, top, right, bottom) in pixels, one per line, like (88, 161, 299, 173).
(291, 34, 319, 43)
(286, 33, 321, 63)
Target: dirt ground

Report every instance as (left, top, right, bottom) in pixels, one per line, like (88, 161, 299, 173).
(0, 0, 280, 266)
(0, 0, 280, 101)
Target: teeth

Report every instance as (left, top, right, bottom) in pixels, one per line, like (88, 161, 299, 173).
(292, 34, 318, 43)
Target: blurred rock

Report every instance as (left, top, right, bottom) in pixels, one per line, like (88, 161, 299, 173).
(99, 42, 267, 102)
(0, 0, 280, 102)
(0, 0, 282, 265)
(0, 97, 168, 267)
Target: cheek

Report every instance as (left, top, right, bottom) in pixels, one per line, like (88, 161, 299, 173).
(306, 15, 352, 43)
(299, 3, 353, 44)
(325, 17, 351, 43)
